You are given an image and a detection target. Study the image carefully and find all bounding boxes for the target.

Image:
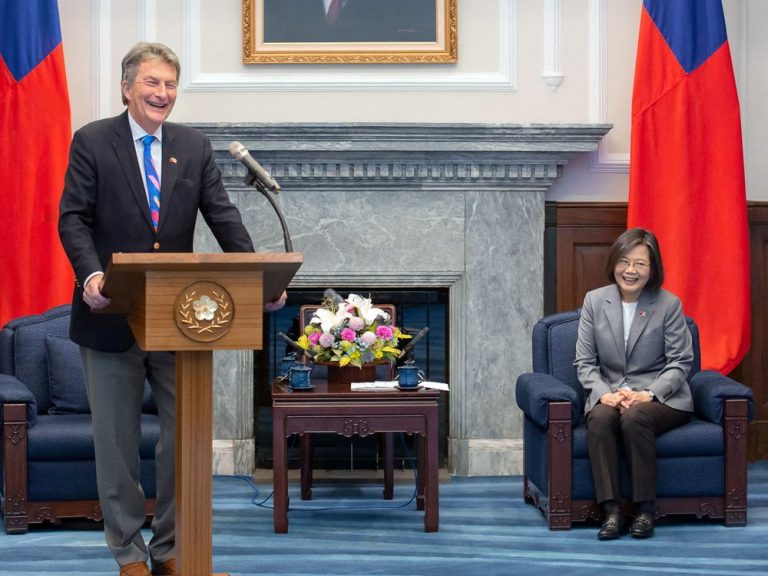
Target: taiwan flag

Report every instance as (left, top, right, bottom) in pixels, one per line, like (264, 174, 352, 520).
(0, 0, 73, 327)
(628, 0, 749, 374)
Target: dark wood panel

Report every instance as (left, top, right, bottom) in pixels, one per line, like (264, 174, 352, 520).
(545, 202, 626, 312)
(546, 201, 768, 463)
(745, 204, 768, 461)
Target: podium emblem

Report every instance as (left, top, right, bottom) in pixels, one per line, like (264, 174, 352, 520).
(174, 281, 234, 342)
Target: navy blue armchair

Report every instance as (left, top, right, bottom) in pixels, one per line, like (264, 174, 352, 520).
(515, 310, 754, 530)
(0, 305, 159, 533)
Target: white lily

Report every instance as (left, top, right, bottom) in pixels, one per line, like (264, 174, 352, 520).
(346, 293, 390, 325)
(310, 305, 351, 333)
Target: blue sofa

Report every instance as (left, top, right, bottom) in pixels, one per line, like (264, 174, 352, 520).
(515, 310, 754, 529)
(0, 305, 159, 533)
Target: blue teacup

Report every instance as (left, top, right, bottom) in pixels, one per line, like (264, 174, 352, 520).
(288, 365, 312, 389)
(280, 355, 298, 377)
(397, 365, 424, 388)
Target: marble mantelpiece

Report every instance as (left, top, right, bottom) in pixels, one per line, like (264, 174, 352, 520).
(191, 123, 611, 476)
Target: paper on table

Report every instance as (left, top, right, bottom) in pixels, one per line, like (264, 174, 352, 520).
(350, 381, 398, 390)
(422, 381, 449, 391)
(350, 381, 449, 392)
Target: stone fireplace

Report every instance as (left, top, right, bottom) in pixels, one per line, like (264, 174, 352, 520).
(192, 123, 611, 476)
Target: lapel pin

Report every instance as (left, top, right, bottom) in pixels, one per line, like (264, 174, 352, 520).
(169, 157, 177, 164)
(639, 311, 647, 318)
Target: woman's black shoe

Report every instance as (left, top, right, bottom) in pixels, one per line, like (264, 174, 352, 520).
(630, 511, 655, 539)
(597, 513, 622, 540)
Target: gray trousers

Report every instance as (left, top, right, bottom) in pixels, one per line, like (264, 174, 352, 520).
(81, 344, 176, 567)
(586, 401, 691, 505)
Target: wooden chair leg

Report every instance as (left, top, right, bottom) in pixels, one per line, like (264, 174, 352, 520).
(382, 432, 394, 500)
(299, 434, 313, 500)
(415, 434, 425, 511)
(547, 401, 573, 530)
(2, 404, 29, 533)
(724, 398, 749, 526)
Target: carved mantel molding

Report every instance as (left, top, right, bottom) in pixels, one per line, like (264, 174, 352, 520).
(193, 123, 612, 190)
(193, 122, 611, 476)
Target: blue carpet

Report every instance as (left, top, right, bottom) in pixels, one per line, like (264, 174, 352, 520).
(1, 462, 767, 575)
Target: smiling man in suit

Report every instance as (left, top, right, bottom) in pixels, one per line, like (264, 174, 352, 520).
(58, 42, 284, 576)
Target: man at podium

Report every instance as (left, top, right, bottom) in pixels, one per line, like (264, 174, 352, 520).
(58, 42, 284, 576)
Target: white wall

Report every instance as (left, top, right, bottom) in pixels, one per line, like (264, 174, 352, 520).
(58, 0, 767, 201)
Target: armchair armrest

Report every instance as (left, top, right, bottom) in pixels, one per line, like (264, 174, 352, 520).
(689, 370, 754, 424)
(0, 374, 38, 427)
(516, 372, 581, 427)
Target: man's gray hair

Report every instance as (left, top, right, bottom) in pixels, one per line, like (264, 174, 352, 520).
(120, 42, 180, 105)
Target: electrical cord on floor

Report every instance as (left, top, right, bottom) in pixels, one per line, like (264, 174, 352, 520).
(216, 433, 421, 513)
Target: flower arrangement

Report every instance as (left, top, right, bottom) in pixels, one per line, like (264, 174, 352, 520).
(297, 293, 411, 368)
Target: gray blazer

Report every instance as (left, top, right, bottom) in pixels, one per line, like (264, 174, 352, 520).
(575, 284, 694, 414)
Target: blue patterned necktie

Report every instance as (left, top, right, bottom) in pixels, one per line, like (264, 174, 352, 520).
(141, 135, 161, 231)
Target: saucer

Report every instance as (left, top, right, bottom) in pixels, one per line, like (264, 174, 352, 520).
(289, 384, 316, 391)
(395, 385, 423, 391)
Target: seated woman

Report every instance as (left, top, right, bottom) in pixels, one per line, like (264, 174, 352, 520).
(575, 227, 694, 540)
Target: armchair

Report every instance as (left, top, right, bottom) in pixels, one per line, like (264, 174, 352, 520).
(0, 305, 159, 533)
(515, 309, 754, 530)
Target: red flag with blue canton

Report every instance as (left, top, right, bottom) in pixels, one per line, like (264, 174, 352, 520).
(628, 0, 749, 374)
(0, 0, 73, 326)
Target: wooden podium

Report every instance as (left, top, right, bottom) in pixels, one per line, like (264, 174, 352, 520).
(101, 252, 302, 575)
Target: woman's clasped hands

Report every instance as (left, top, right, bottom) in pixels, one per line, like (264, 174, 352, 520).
(600, 388, 653, 413)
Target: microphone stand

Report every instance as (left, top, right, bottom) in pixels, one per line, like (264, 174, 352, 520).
(244, 171, 293, 253)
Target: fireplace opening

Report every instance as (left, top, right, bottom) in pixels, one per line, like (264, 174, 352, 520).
(254, 288, 449, 471)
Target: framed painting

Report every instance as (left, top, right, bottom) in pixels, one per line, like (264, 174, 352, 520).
(242, 0, 457, 64)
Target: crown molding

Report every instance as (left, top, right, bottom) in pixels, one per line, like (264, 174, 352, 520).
(542, 0, 564, 90)
(588, 0, 629, 173)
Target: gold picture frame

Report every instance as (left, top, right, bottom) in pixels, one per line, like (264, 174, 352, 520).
(242, 0, 457, 64)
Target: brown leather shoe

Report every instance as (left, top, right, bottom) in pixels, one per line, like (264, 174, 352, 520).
(120, 562, 151, 576)
(151, 558, 177, 575)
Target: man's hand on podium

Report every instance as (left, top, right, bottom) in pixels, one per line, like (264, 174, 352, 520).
(84, 273, 112, 310)
(265, 290, 287, 312)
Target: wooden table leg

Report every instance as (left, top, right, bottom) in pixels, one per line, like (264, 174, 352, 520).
(300, 434, 313, 500)
(382, 432, 394, 500)
(272, 408, 289, 533)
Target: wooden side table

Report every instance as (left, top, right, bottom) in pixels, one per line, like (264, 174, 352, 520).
(271, 380, 440, 533)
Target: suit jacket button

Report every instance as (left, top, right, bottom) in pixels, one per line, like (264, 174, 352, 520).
(153, 242, 160, 250)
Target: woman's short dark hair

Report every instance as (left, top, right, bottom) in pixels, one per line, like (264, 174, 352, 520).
(120, 42, 180, 105)
(605, 227, 664, 292)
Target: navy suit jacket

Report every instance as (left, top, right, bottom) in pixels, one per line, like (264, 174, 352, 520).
(574, 284, 694, 414)
(59, 111, 254, 352)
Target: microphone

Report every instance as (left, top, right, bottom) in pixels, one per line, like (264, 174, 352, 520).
(277, 332, 316, 360)
(398, 326, 430, 359)
(228, 141, 281, 193)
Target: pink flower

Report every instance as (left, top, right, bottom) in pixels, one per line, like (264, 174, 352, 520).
(319, 333, 335, 348)
(341, 328, 357, 341)
(308, 332, 321, 345)
(375, 325, 394, 340)
(348, 317, 364, 332)
(360, 331, 377, 345)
